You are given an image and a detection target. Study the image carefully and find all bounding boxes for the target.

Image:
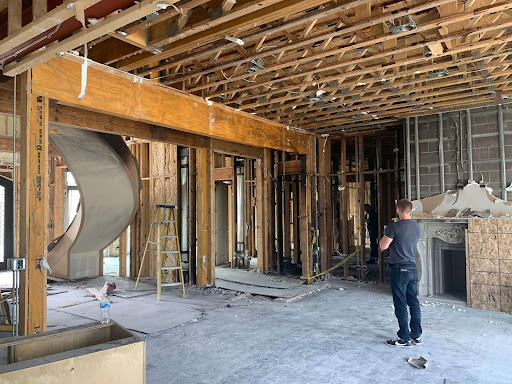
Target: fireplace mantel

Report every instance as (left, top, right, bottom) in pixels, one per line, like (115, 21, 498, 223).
(413, 218, 468, 297)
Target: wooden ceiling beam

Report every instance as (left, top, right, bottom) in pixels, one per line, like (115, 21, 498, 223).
(0, 0, 102, 57)
(31, 55, 312, 154)
(118, 0, 378, 72)
(3, 0, 180, 77)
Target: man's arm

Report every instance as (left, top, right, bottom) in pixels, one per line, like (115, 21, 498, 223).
(379, 235, 393, 251)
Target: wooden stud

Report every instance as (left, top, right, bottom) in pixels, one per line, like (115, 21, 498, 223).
(19, 74, 49, 335)
(188, 148, 197, 285)
(7, 0, 22, 35)
(256, 157, 265, 273)
(283, 167, 291, 264)
(358, 135, 366, 280)
(196, 144, 214, 288)
(119, 230, 127, 277)
(376, 134, 383, 283)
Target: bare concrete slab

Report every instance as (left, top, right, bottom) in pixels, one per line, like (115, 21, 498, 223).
(215, 267, 323, 299)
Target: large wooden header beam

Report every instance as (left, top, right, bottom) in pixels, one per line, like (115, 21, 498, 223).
(31, 56, 311, 154)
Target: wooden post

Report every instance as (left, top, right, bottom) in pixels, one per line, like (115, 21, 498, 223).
(188, 148, 197, 285)
(8, 0, 22, 34)
(301, 139, 313, 280)
(196, 144, 215, 287)
(228, 156, 236, 268)
(358, 135, 366, 280)
(256, 157, 266, 272)
(267, 150, 275, 272)
(119, 230, 127, 277)
(340, 137, 349, 279)
(318, 137, 332, 272)
(283, 172, 291, 264)
(376, 134, 384, 283)
(19, 74, 49, 335)
(291, 176, 299, 264)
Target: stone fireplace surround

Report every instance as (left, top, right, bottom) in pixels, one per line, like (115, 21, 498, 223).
(413, 218, 468, 298)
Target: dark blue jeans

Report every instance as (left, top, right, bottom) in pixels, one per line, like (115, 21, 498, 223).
(389, 263, 422, 341)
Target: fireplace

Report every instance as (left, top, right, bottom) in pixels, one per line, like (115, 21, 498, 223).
(414, 219, 468, 299)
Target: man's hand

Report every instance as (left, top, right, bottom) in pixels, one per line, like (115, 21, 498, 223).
(379, 235, 393, 251)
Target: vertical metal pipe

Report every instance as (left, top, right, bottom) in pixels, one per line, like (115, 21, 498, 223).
(414, 117, 420, 200)
(498, 104, 507, 201)
(405, 118, 411, 200)
(466, 109, 473, 180)
(438, 113, 445, 193)
(236, 164, 245, 251)
(12, 75, 17, 337)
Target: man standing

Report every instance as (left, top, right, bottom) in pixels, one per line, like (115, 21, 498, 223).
(379, 199, 422, 347)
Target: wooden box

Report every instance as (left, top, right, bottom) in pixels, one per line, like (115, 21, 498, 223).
(0, 322, 145, 384)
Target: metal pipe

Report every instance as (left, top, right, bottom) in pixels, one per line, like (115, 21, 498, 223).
(180, 149, 189, 267)
(236, 164, 245, 251)
(12, 75, 17, 337)
(406, 118, 411, 200)
(438, 113, 445, 192)
(414, 117, 420, 200)
(498, 104, 507, 201)
(466, 109, 473, 180)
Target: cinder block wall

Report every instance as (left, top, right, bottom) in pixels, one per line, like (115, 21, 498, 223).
(408, 105, 512, 199)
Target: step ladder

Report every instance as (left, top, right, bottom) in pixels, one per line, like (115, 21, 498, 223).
(135, 204, 185, 299)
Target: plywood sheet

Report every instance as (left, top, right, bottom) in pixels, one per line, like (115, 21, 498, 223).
(498, 219, 512, 233)
(469, 257, 500, 273)
(468, 233, 498, 261)
(501, 287, 512, 313)
(471, 271, 501, 285)
(470, 283, 501, 311)
(468, 219, 498, 234)
(500, 273, 512, 287)
(498, 234, 512, 260)
(500, 259, 512, 274)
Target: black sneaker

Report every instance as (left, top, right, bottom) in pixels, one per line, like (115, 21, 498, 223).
(411, 337, 422, 345)
(386, 338, 412, 347)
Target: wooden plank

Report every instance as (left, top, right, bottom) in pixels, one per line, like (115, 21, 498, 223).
(277, 159, 301, 175)
(32, 0, 47, 21)
(19, 81, 49, 335)
(119, 230, 127, 277)
(318, 138, 332, 272)
(196, 145, 214, 288)
(1, 0, 101, 56)
(291, 176, 299, 264)
(358, 135, 366, 280)
(214, 166, 234, 181)
(256, 157, 265, 272)
(3, 0, 180, 76)
(31, 56, 311, 154)
(376, 134, 383, 283)
(7, 0, 22, 34)
(263, 149, 272, 272)
(188, 148, 197, 285)
(283, 175, 291, 264)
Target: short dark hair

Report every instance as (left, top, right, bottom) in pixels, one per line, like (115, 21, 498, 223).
(396, 199, 413, 213)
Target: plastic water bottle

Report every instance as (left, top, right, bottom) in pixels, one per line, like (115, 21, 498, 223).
(100, 297, 111, 324)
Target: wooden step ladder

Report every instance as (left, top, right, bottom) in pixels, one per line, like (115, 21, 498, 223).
(135, 204, 185, 299)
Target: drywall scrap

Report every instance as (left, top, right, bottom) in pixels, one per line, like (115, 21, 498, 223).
(412, 181, 512, 216)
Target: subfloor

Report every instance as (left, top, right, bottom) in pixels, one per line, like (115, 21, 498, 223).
(4, 274, 512, 383)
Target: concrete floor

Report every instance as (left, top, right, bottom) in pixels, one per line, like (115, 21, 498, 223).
(6, 274, 512, 383)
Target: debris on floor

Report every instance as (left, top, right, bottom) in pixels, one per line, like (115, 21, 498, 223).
(407, 356, 429, 369)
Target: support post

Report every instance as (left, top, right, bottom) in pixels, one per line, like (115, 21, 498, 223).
(358, 135, 366, 280)
(466, 109, 473, 180)
(414, 117, 420, 200)
(291, 175, 300, 264)
(188, 148, 197, 285)
(119, 231, 127, 277)
(340, 137, 349, 279)
(318, 137, 332, 272)
(376, 134, 384, 283)
(498, 104, 507, 201)
(438, 113, 445, 193)
(405, 118, 411, 200)
(283, 168, 291, 264)
(196, 145, 214, 288)
(19, 74, 49, 335)
(256, 157, 266, 272)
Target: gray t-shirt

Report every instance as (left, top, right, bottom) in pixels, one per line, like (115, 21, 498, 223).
(385, 219, 421, 264)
